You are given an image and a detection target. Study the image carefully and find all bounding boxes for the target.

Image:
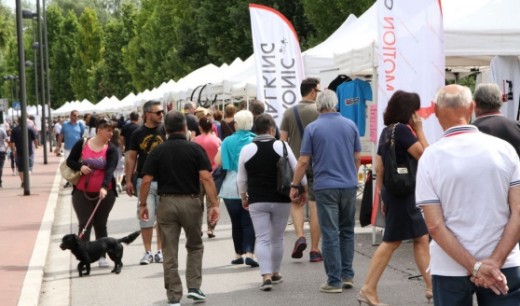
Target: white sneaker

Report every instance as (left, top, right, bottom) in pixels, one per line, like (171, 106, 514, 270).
(140, 251, 153, 265)
(154, 251, 163, 263)
(98, 257, 109, 268)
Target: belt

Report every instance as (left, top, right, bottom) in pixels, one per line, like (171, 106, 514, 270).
(160, 194, 198, 198)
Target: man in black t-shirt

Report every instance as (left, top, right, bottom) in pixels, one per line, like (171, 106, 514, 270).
(125, 101, 166, 265)
(139, 110, 219, 305)
(9, 118, 38, 187)
(120, 111, 140, 152)
(473, 83, 520, 157)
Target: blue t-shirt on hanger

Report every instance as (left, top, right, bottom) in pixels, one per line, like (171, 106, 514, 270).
(336, 78, 372, 136)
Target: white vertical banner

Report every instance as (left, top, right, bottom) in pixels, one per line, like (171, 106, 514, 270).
(249, 4, 304, 127)
(377, 0, 444, 143)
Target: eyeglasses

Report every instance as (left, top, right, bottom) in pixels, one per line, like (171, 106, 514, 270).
(148, 110, 164, 116)
(314, 88, 321, 93)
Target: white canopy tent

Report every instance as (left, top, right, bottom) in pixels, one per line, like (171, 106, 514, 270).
(332, 0, 520, 76)
(302, 14, 358, 78)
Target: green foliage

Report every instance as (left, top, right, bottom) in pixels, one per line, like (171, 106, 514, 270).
(48, 8, 78, 107)
(3, 0, 376, 108)
(70, 7, 102, 101)
(301, 0, 375, 48)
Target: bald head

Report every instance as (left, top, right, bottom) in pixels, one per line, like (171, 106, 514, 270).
(434, 84, 474, 130)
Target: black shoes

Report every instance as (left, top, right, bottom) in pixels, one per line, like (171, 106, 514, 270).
(187, 288, 206, 301)
(245, 257, 259, 267)
(260, 279, 272, 291)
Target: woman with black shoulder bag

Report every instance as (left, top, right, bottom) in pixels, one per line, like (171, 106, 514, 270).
(357, 91, 432, 306)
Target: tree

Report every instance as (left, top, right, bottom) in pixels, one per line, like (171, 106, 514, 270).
(94, 16, 134, 99)
(48, 8, 79, 107)
(301, 0, 375, 48)
(71, 7, 102, 101)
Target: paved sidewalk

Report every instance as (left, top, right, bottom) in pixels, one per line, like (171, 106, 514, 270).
(0, 146, 62, 306)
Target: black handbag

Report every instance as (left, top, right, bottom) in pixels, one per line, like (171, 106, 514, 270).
(383, 123, 416, 196)
(212, 166, 227, 193)
(277, 141, 293, 197)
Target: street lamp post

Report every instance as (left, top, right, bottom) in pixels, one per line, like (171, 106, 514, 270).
(23, 4, 48, 164)
(16, 0, 31, 195)
(42, 0, 53, 151)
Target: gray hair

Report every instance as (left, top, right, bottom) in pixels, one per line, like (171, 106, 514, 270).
(234, 110, 254, 131)
(435, 84, 472, 109)
(474, 83, 502, 112)
(316, 89, 338, 112)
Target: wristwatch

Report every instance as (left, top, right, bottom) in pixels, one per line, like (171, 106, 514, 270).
(472, 261, 482, 278)
(290, 183, 301, 189)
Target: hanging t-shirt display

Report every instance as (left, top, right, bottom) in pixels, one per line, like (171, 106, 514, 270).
(336, 78, 372, 136)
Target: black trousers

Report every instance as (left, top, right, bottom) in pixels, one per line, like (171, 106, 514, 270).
(72, 189, 116, 241)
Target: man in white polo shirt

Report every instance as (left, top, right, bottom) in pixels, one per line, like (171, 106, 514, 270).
(416, 84, 520, 305)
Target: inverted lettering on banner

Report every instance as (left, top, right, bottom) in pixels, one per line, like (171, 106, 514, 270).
(250, 4, 304, 127)
(376, 0, 444, 143)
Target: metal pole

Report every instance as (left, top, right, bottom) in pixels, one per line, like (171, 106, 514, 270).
(42, 0, 53, 152)
(16, 0, 31, 195)
(32, 29, 39, 115)
(37, 0, 47, 164)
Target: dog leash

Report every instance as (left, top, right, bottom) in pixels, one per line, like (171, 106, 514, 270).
(78, 197, 103, 240)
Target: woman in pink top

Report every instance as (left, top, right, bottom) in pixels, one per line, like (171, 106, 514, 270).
(66, 119, 119, 267)
(194, 117, 222, 238)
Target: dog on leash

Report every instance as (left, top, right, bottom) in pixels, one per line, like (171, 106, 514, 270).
(60, 231, 140, 277)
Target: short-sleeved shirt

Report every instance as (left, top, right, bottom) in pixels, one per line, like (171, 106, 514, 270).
(141, 134, 212, 195)
(416, 125, 520, 276)
(280, 100, 319, 158)
(121, 122, 139, 152)
(0, 127, 7, 152)
(300, 112, 361, 190)
(10, 126, 36, 155)
(53, 123, 62, 135)
(129, 124, 166, 178)
(61, 121, 85, 150)
(336, 78, 372, 137)
(193, 133, 221, 170)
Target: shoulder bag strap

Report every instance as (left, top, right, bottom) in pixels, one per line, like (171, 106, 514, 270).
(292, 106, 304, 137)
(282, 140, 288, 158)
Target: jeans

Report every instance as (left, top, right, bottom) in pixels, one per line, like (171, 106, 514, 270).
(432, 266, 520, 306)
(315, 188, 357, 287)
(223, 198, 255, 255)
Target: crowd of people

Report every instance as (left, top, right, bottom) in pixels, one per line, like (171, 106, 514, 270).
(2, 78, 519, 306)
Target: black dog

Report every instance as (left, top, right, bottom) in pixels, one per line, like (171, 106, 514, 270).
(60, 231, 140, 277)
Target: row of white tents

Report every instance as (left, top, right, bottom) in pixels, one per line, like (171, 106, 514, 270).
(43, 0, 520, 117)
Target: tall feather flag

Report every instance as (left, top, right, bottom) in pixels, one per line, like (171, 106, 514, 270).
(249, 4, 305, 127)
(376, 0, 444, 143)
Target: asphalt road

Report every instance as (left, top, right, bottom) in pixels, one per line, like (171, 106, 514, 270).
(39, 188, 432, 306)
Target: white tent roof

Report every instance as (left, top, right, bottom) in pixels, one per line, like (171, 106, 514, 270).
(332, 0, 520, 75)
(444, 0, 520, 66)
(303, 14, 358, 77)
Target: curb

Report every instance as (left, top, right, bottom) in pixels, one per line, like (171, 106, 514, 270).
(17, 163, 62, 306)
